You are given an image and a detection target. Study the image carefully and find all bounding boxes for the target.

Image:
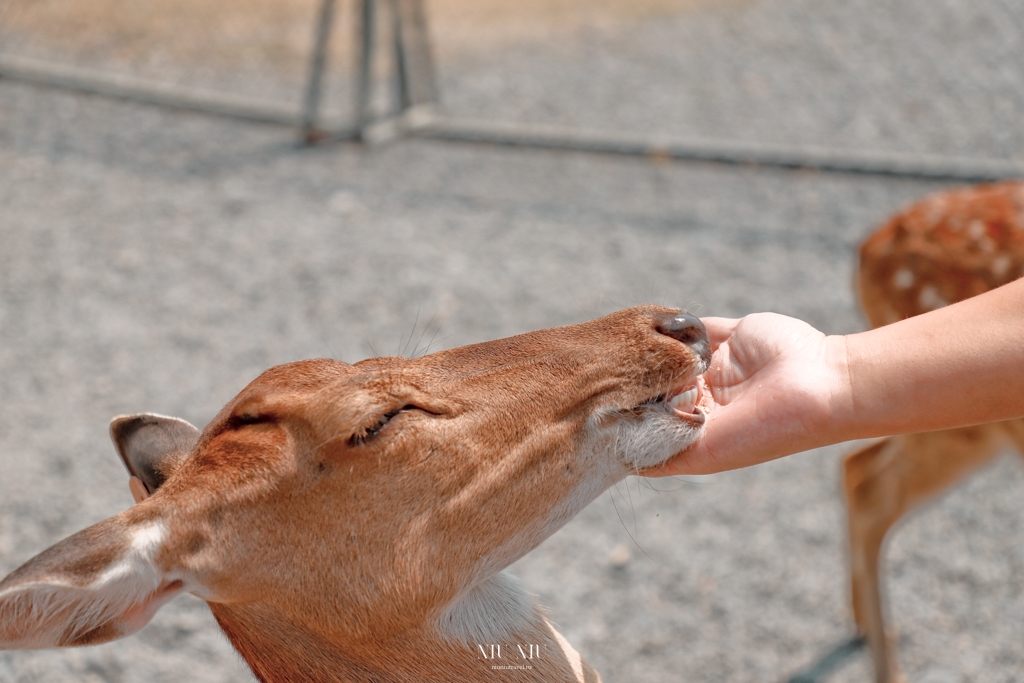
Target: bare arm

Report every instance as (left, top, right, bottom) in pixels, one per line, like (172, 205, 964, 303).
(651, 278, 1024, 476)
(840, 276, 1024, 438)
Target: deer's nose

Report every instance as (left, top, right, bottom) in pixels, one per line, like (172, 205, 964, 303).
(657, 312, 711, 366)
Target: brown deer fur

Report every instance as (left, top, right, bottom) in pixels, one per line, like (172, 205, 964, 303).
(0, 305, 711, 683)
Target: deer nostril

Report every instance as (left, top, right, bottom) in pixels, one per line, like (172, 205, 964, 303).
(657, 312, 711, 365)
(659, 312, 705, 343)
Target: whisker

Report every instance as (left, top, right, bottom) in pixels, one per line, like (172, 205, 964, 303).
(607, 487, 657, 565)
(364, 336, 381, 359)
(421, 320, 443, 356)
(420, 332, 453, 357)
(568, 287, 596, 321)
(624, 476, 638, 540)
(400, 306, 422, 358)
(411, 309, 440, 358)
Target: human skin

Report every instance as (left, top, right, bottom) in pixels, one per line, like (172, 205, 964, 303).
(651, 277, 1024, 477)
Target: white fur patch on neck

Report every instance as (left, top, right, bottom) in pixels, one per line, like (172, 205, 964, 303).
(435, 571, 536, 643)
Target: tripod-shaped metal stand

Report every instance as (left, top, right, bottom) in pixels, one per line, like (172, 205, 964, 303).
(300, 0, 439, 145)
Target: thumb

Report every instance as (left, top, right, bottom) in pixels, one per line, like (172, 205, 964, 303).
(699, 317, 740, 349)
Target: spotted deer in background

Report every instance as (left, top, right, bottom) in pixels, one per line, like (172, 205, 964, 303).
(844, 181, 1024, 683)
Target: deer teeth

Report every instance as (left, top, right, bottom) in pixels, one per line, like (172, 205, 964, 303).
(669, 388, 699, 413)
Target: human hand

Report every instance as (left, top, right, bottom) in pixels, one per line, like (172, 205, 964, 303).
(649, 313, 848, 476)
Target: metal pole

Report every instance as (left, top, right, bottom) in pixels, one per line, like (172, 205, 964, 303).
(355, 0, 378, 138)
(301, 0, 337, 144)
(390, 0, 412, 113)
(407, 0, 438, 106)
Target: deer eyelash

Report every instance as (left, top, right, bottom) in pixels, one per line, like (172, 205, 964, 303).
(348, 407, 405, 446)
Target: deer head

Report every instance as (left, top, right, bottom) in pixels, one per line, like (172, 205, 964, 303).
(0, 305, 710, 682)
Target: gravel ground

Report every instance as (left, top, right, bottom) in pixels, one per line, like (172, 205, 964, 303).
(439, 0, 1024, 160)
(1, 1, 1023, 682)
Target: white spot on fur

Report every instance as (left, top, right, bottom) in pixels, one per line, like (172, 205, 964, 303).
(436, 572, 535, 643)
(993, 255, 1012, 278)
(892, 268, 915, 290)
(968, 220, 986, 240)
(918, 286, 948, 311)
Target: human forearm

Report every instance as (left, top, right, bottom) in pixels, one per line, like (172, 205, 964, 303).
(650, 281, 1024, 477)
(833, 277, 1024, 441)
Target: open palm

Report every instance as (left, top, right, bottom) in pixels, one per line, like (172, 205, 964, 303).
(651, 313, 845, 476)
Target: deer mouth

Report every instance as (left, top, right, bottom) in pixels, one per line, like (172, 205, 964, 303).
(648, 377, 707, 425)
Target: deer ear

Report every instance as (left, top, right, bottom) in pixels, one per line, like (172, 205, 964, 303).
(0, 517, 184, 649)
(110, 414, 199, 496)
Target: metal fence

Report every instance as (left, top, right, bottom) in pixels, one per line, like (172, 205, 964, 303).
(1, 0, 1023, 179)
(0, 0, 431, 137)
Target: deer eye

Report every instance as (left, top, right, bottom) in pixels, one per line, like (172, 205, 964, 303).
(349, 406, 414, 446)
(228, 412, 274, 430)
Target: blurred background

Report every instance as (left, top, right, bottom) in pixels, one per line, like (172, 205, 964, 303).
(1, 1, 1022, 681)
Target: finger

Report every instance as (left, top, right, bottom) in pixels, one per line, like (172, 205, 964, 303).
(699, 317, 741, 349)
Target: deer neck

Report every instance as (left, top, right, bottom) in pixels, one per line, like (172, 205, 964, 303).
(208, 571, 597, 683)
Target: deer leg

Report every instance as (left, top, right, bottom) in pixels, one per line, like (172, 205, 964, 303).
(843, 429, 1003, 683)
(844, 438, 904, 683)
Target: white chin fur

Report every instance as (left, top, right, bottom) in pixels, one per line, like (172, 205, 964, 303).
(591, 405, 705, 472)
